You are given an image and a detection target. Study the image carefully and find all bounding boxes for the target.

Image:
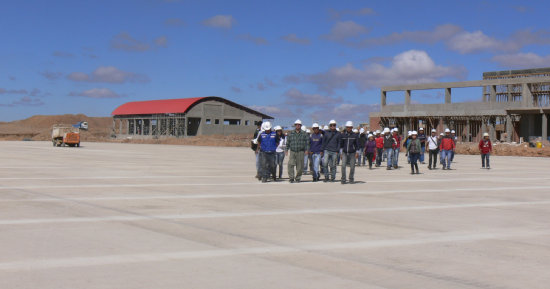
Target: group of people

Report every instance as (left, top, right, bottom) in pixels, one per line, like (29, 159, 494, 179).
(251, 119, 493, 184)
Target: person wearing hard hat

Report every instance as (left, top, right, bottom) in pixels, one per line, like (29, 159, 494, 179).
(426, 129, 439, 170)
(364, 133, 376, 169)
(321, 120, 341, 182)
(357, 128, 367, 166)
(439, 128, 456, 170)
(340, 121, 359, 184)
(309, 123, 324, 182)
(478, 132, 492, 169)
(303, 127, 311, 175)
(251, 121, 263, 179)
(404, 131, 412, 164)
(256, 122, 279, 182)
(450, 129, 457, 162)
(382, 127, 395, 170)
(438, 132, 445, 166)
(390, 128, 402, 169)
(375, 130, 384, 167)
(407, 131, 421, 174)
(285, 119, 310, 183)
(274, 126, 287, 179)
(418, 127, 427, 164)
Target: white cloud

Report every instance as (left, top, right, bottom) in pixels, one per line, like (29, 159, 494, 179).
(249, 105, 296, 118)
(446, 31, 516, 54)
(310, 103, 380, 123)
(284, 88, 343, 107)
(111, 32, 168, 52)
(202, 15, 235, 29)
(286, 50, 466, 93)
(238, 33, 268, 45)
(322, 21, 368, 41)
(67, 66, 149, 84)
(492, 52, 550, 68)
(281, 34, 310, 45)
(328, 7, 375, 20)
(69, 88, 125, 99)
(358, 24, 463, 47)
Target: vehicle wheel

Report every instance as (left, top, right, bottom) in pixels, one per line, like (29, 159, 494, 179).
(76, 143, 80, 147)
(62, 143, 66, 147)
(52, 141, 56, 147)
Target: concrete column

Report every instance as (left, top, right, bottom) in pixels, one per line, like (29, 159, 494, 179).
(465, 119, 470, 142)
(481, 119, 487, 141)
(125, 119, 129, 135)
(381, 90, 387, 107)
(489, 119, 496, 141)
(445, 87, 451, 104)
(507, 85, 513, 102)
(148, 119, 153, 136)
(184, 116, 188, 137)
(543, 113, 548, 141)
(489, 85, 497, 103)
(506, 115, 513, 142)
(523, 83, 533, 107)
(405, 90, 411, 106)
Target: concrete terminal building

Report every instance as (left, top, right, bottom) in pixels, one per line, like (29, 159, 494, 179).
(112, 96, 273, 138)
(370, 68, 550, 143)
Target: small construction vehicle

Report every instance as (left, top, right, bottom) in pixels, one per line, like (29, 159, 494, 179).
(73, 121, 88, 131)
(52, 124, 80, 147)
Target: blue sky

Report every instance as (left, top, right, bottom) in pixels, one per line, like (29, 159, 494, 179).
(1, 0, 549, 125)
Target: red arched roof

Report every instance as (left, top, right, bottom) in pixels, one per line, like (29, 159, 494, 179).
(111, 96, 273, 119)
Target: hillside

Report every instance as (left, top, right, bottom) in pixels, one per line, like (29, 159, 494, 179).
(0, 114, 112, 141)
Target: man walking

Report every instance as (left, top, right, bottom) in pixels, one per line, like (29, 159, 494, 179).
(321, 120, 341, 182)
(285, 119, 309, 183)
(309, 123, 324, 182)
(426, 129, 439, 170)
(375, 130, 384, 167)
(358, 128, 367, 166)
(256, 122, 279, 183)
(382, 128, 394, 170)
(340, 121, 359, 184)
(440, 128, 456, 170)
(391, 128, 401, 169)
(418, 127, 427, 164)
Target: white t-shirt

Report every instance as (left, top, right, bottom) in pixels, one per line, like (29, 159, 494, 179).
(427, 135, 439, 150)
(276, 137, 287, 153)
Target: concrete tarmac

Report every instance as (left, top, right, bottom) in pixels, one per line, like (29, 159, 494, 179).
(1, 141, 549, 289)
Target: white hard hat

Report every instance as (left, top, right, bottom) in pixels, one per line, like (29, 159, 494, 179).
(345, 121, 353, 127)
(329, 119, 337, 125)
(336, 128, 340, 131)
(323, 125, 329, 130)
(412, 131, 418, 135)
(306, 129, 311, 133)
(440, 133, 444, 136)
(375, 130, 381, 134)
(451, 130, 456, 133)
(263, 121, 272, 130)
(407, 131, 412, 136)
(392, 128, 398, 133)
(360, 128, 365, 134)
(301, 125, 306, 131)
(419, 127, 424, 131)
(312, 123, 319, 128)
(483, 132, 489, 137)
(383, 128, 390, 133)
(445, 128, 451, 133)
(368, 134, 373, 138)
(353, 129, 358, 133)
(274, 125, 282, 131)
(431, 129, 436, 133)
(294, 119, 302, 125)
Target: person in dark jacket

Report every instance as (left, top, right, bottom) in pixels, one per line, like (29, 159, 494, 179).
(256, 122, 280, 182)
(407, 131, 421, 174)
(479, 132, 492, 169)
(340, 121, 359, 184)
(418, 127, 427, 164)
(364, 134, 376, 169)
(357, 128, 367, 166)
(309, 123, 324, 182)
(321, 120, 341, 182)
(382, 128, 395, 170)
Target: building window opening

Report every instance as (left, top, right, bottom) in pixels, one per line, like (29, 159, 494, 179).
(206, 119, 211, 124)
(224, 119, 241, 125)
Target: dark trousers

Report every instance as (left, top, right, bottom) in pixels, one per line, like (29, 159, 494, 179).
(365, 152, 374, 167)
(428, 149, 438, 168)
(375, 148, 383, 166)
(410, 152, 420, 172)
(260, 151, 276, 180)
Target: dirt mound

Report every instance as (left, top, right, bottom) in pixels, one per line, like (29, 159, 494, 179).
(455, 142, 550, 157)
(114, 134, 251, 147)
(0, 114, 112, 141)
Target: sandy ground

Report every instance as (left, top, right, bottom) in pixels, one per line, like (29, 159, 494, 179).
(1, 141, 549, 289)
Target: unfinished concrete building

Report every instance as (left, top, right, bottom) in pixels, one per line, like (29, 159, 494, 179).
(370, 68, 550, 143)
(112, 97, 272, 138)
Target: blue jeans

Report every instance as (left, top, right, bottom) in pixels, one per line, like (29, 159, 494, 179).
(419, 145, 426, 162)
(275, 152, 285, 177)
(341, 152, 356, 181)
(481, 153, 490, 167)
(384, 148, 393, 168)
(451, 150, 455, 162)
(303, 154, 309, 173)
(441, 150, 452, 168)
(255, 152, 261, 175)
(356, 150, 362, 165)
(311, 153, 322, 179)
(323, 150, 338, 180)
(376, 148, 383, 166)
(392, 148, 400, 167)
(259, 151, 276, 179)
